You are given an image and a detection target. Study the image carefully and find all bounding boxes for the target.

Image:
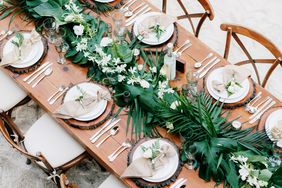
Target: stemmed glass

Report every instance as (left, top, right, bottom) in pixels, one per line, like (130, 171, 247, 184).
(43, 18, 57, 44)
(111, 10, 127, 43)
(54, 28, 69, 65)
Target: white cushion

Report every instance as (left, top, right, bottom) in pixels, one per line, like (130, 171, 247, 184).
(24, 114, 85, 168)
(0, 70, 27, 111)
(99, 175, 126, 188)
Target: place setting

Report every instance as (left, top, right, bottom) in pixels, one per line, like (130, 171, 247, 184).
(205, 64, 257, 109)
(131, 10, 179, 52)
(52, 82, 116, 130)
(0, 29, 48, 74)
(120, 138, 182, 188)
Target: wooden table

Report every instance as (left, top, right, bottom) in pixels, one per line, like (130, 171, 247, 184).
(0, 1, 281, 187)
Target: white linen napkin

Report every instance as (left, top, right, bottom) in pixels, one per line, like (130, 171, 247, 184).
(53, 89, 111, 119)
(0, 29, 41, 67)
(138, 14, 177, 38)
(212, 65, 251, 93)
(271, 120, 282, 139)
(121, 144, 175, 178)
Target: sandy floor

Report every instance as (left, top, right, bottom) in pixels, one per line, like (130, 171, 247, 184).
(1, 0, 282, 188)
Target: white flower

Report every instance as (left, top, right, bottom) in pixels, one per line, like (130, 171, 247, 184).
(112, 58, 121, 65)
(258, 180, 268, 187)
(140, 80, 150, 89)
(237, 155, 248, 163)
(64, 14, 75, 22)
(73, 25, 84, 36)
(100, 37, 113, 47)
(88, 56, 96, 62)
(230, 155, 238, 163)
(247, 176, 259, 187)
(65, 4, 71, 10)
(133, 48, 140, 56)
(166, 122, 174, 130)
(76, 42, 87, 52)
(127, 78, 136, 85)
(239, 164, 250, 181)
(116, 64, 126, 73)
(118, 75, 126, 82)
(150, 66, 157, 73)
(81, 38, 88, 44)
(101, 55, 111, 66)
(170, 101, 180, 110)
(95, 46, 104, 56)
(227, 85, 235, 93)
(84, 51, 90, 58)
(143, 148, 153, 159)
(137, 64, 144, 71)
(128, 67, 137, 75)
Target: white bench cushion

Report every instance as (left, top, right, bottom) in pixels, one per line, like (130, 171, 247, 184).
(24, 114, 85, 168)
(99, 175, 126, 188)
(0, 70, 27, 111)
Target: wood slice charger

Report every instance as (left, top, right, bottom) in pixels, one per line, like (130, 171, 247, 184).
(127, 137, 183, 188)
(0, 30, 48, 74)
(61, 81, 115, 130)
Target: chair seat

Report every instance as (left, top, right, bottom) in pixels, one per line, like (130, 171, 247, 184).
(24, 114, 85, 169)
(99, 175, 126, 188)
(0, 70, 27, 112)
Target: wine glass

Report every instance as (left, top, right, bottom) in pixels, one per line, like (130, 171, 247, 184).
(182, 68, 199, 98)
(55, 41, 69, 65)
(43, 18, 57, 44)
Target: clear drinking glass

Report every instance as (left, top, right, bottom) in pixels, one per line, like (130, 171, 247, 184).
(182, 68, 199, 98)
(112, 10, 127, 43)
(56, 41, 69, 64)
(43, 18, 57, 44)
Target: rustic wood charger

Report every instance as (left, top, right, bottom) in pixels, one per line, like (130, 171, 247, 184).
(131, 23, 179, 53)
(0, 30, 48, 74)
(127, 137, 183, 188)
(60, 81, 115, 130)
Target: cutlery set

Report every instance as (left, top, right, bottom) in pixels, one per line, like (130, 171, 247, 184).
(124, 0, 151, 26)
(23, 62, 53, 88)
(193, 54, 220, 79)
(49, 86, 69, 105)
(174, 40, 192, 57)
(89, 118, 132, 162)
(170, 178, 187, 188)
(246, 93, 276, 124)
(0, 29, 14, 42)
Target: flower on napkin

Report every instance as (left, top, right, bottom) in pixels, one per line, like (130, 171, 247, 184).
(211, 65, 251, 96)
(138, 14, 177, 39)
(53, 88, 111, 119)
(271, 120, 282, 139)
(121, 140, 176, 179)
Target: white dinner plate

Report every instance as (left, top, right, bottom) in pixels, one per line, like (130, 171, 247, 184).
(2, 32, 44, 68)
(265, 109, 282, 142)
(133, 12, 174, 46)
(63, 83, 107, 121)
(132, 139, 179, 182)
(206, 67, 250, 103)
(94, 0, 115, 3)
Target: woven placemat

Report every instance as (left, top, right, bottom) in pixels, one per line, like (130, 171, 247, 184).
(131, 23, 179, 53)
(127, 137, 183, 188)
(1, 30, 48, 74)
(204, 77, 256, 110)
(61, 81, 116, 130)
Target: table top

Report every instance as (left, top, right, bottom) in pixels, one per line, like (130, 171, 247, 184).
(0, 0, 281, 187)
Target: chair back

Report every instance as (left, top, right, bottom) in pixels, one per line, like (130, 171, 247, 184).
(0, 112, 54, 171)
(162, 0, 214, 37)
(221, 23, 282, 87)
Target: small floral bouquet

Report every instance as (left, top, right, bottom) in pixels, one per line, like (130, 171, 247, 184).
(149, 23, 166, 41)
(225, 77, 242, 97)
(141, 140, 161, 160)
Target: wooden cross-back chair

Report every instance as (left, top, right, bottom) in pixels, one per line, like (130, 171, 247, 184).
(162, 0, 214, 37)
(221, 23, 282, 88)
(0, 112, 87, 186)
